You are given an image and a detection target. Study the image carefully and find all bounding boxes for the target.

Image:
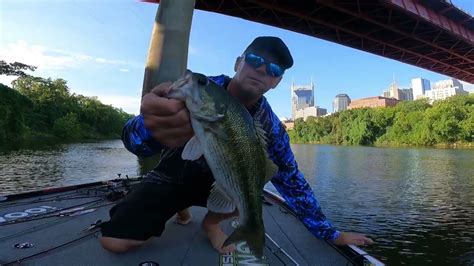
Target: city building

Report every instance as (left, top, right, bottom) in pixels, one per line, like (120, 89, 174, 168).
(282, 120, 294, 130)
(411, 78, 431, 100)
(291, 81, 314, 120)
(399, 88, 414, 101)
(279, 117, 295, 130)
(293, 106, 327, 120)
(317, 107, 327, 116)
(291, 80, 326, 120)
(426, 78, 467, 102)
(333, 94, 351, 112)
(348, 96, 399, 109)
(382, 82, 413, 101)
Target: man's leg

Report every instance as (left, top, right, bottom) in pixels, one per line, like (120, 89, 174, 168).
(99, 182, 196, 253)
(201, 209, 239, 254)
(99, 237, 151, 253)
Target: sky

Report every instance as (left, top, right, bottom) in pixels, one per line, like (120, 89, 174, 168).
(1, 0, 473, 119)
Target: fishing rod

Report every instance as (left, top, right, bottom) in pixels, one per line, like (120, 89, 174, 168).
(0, 181, 132, 226)
(0, 201, 113, 244)
(0, 198, 106, 226)
(0, 174, 139, 200)
(0, 178, 135, 244)
(0, 175, 140, 208)
(0, 194, 104, 209)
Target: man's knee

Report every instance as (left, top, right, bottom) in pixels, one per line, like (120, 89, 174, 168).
(99, 236, 148, 253)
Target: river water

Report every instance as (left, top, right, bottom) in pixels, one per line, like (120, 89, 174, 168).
(0, 140, 473, 265)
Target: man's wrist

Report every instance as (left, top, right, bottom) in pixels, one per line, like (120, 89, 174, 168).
(331, 231, 342, 243)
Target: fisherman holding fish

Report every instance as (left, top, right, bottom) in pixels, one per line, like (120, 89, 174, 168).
(99, 36, 374, 254)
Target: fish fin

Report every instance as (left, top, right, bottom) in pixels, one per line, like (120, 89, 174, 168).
(181, 136, 203, 160)
(193, 113, 224, 122)
(254, 118, 276, 184)
(223, 224, 265, 259)
(206, 184, 235, 213)
(264, 159, 278, 184)
(203, 122, 229, 140)
(253, 119, 268, 147)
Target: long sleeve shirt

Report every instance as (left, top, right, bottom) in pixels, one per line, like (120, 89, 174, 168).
(122, 75, 340, 241)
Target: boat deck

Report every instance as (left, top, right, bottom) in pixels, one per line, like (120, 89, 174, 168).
(0, 178, 382, 265)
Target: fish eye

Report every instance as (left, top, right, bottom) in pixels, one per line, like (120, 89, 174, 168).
(197, 75, 209, 86)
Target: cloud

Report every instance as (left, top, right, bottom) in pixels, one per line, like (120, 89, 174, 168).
(77, 54, 94, 61)
(0, 40, 136, 72)
(95, 57, 126, 64)
(92, 94, 141, 115)
(0, 40, 76, 70)
(119, 68, 130, 72)
(95, 58, 107, 64)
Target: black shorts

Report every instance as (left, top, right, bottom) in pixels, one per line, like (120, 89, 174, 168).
(100, 180, 212, 241)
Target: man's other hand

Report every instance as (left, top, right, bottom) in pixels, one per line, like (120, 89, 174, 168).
(333, 232, 374, 246)
(141, 82, 193, 148)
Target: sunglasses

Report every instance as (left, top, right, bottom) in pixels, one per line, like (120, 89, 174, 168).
(244, 53, 285, 77)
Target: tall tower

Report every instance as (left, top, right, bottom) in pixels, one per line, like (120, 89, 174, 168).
(390, 82, 400, 100)
(291, 80, 297, 120)
(411, 78, 431, 99)
(291, 79, 315, 120)
(333, 94, 351, 112)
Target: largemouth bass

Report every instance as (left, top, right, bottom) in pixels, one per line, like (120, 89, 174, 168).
(166, 70, 276, 258)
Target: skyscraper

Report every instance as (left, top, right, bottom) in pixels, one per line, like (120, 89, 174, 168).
(333, 94, 351, 112)
(382, 82, 413, 101)
(411, 78, 431, 100)
(291, 80, 314, 120)
(427, 78, 467, 102)
(399, 89, 414, 101)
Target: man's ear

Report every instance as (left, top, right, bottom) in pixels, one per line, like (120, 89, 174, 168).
(234, 56, 243, 72)
(270, 76, 283, 89)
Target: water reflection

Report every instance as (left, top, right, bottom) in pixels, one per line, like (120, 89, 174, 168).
(0, 140, 138, 194)
(288, 144, 474, 265)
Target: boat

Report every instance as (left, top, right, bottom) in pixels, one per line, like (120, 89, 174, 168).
(0, 177, 384, 265)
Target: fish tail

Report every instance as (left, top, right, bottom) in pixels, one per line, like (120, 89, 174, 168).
(223, 224, 265, 258)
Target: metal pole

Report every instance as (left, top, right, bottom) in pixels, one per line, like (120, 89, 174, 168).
(139, 0, 195, 175)
(142, 0, 195, 96)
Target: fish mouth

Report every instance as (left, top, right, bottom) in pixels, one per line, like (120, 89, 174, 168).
(166, 85, 186, 101)
(166, 71, 195, 101)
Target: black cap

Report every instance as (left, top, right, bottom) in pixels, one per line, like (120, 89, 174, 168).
(244, 36, 293, 69)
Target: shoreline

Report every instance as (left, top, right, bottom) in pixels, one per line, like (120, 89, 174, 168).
(289, 141, 474, 149)
(1, 135, 121, 151)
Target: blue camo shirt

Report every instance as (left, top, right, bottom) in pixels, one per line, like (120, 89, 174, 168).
(122, 75, 340, 241)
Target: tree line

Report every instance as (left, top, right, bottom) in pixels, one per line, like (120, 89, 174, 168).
(288, 95, 473, 146)
(0, 61, 133, 144)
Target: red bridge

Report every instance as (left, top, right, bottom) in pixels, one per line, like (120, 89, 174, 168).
(149, 0, 474, 83)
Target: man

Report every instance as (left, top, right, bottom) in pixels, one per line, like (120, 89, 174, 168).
(99, 36, 374, 254)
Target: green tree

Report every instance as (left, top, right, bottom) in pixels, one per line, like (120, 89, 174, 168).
(0, 84, 33, 142)
(2, 74, 133, 143)
(53, 113, 82, 139)
(0, 60, 37, 77)
(12, 76, 73, 131)
(290, 95, 473, 147)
